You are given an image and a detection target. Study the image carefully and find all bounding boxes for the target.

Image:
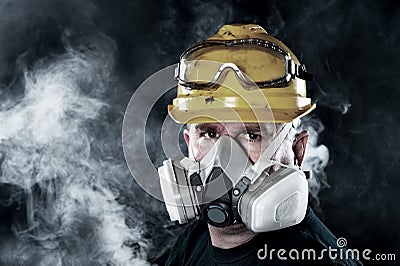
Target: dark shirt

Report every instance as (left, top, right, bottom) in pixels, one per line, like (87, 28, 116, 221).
(166, 207, 362, 265)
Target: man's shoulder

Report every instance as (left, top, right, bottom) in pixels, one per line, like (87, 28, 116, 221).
(179, 218, 209, 242)
(165, 219, 209, 265)
(295, 207, 363, 266)
(298, 206, 339, 247)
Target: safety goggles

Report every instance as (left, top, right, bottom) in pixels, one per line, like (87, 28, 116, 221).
(175, 39, 313, 89)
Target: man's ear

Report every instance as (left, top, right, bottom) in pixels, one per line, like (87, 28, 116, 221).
(183, 128, 190, 147)
(293, 130, 309, 167)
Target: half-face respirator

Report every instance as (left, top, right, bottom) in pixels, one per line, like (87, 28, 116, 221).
(158, 124, 309, 232)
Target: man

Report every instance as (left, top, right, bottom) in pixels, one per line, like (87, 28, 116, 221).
(159, 24, 361, 265)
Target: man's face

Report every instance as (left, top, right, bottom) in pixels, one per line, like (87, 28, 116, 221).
(183, 122, 307, 236)
(183, 122, 295, 167)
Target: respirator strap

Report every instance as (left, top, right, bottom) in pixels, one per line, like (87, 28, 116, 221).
(231, 176, 251, 222)
(252, 123, 293, 176)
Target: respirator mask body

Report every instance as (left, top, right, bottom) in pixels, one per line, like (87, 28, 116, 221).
(158, 123, 309, 232)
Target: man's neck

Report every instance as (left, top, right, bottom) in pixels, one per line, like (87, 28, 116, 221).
(207, 224, 257, 249)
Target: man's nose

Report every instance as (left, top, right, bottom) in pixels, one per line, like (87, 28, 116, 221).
(221, 132, 241, 140)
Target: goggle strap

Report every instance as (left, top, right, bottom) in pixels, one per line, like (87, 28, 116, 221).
(294, 63, 313, 81)
(174, 65, 179, 80)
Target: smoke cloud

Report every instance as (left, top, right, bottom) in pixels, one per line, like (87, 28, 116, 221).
(298, 116, 330, 208)
(0, 35, 150, 265)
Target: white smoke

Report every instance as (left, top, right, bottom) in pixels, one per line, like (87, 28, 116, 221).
(0, 42, 149, 265)
(299, 116, 330, 206)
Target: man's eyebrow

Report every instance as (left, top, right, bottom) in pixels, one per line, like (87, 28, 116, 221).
(194, 123, 221, 132)
(244, 124, 261, 132)
(245, 124, 276, 136)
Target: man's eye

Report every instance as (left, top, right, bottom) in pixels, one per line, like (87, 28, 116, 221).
(246, 133, 261, 141)
(203, 132, 220, 139)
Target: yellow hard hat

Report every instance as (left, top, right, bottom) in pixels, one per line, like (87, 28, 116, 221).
(168, 24, 316, 124)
